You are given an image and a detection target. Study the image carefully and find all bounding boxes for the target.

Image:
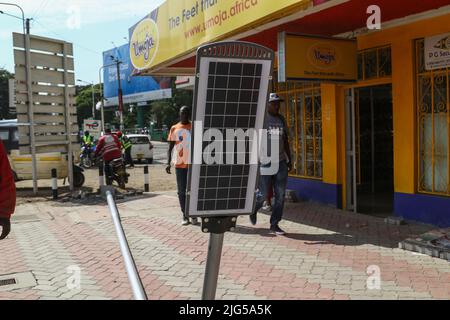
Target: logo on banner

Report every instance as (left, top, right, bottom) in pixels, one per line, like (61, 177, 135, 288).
(130, 18, 159, 70)
(307, 43, 339, 69)
(434, 36, 450, 51)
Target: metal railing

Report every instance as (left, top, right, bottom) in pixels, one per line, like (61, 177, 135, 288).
(105, 190, 148, 300)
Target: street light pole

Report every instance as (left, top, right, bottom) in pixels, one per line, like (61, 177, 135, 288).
(0, 2, 38, 195)
(111, 57, 124, 131)
(98, 62, 117, 134)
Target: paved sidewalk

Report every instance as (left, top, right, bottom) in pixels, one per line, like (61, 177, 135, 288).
(1, 192, 449, 300)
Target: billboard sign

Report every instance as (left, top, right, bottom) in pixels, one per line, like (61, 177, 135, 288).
(102, 43, 172, 107)
(13, 33, 79, 155)
(425, 32, 450, 70)
(278, 33, 357, 83)
(128, 0, 310, 71)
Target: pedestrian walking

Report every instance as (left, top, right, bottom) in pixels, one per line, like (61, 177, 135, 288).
(249, 93, 292, 235)
(166, 106, 199, 226)
(0, 140, 16, 240)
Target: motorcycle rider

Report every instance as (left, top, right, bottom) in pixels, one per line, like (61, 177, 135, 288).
(95, 127, 123, 184)
(117, 132, 134, 168)
(82, 131, 95, 161)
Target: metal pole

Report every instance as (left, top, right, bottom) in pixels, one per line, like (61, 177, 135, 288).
(144, 166, 149, 192)
(202, 233, 225, 300)
(116, 61, 124, 131)
(351, 88, 358, 213)
(63, 43, 74, 191)
(1, 4, 38, 194)
(24, 20, 38, 195)
(51, 168, 58, 200)
(91, 83, 95, 119)
(370, 88, 375, 194)
(105, 190, 148, 300)
(98, 63, 116, 134)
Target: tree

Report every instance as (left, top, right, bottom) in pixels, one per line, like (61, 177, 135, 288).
(146, 84, 193, 129)
(75, 84, 101, 128)
(0, 68, 14, 120)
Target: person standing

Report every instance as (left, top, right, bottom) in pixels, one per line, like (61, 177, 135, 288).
(121, 134, 134, 168)
(0, 140, 16, 240)
(250, 93, 292, 235)
(166, 106, 199, 226)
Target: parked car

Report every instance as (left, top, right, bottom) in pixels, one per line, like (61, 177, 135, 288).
(0, 119, 85, 187)
(127, 134, 154, 164)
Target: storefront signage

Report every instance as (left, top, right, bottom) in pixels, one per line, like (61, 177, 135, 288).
(425, 32, 450, 70)
(278, 32, 357, 82)
(129, 0, 309, 71)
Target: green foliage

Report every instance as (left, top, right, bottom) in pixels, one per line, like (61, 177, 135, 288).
(75, 84, 101, 127)
(0, 68, 14, 120)
(75, 79, 193, 131)
(146, 85, 193, 129)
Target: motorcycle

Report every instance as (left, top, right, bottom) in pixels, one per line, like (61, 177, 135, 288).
(80, 144, 95, 169)
(104, 157, 128, 189)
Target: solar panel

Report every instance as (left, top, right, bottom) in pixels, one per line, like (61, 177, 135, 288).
(186, 42, 274, 217)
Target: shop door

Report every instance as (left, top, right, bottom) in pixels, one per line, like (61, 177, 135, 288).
(346, 85, 394, 217)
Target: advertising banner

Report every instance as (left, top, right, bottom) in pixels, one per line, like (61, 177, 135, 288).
(102, 43, 172, 107)
(128, 0, 309, 71)
(278, 32, 357, 82)
(425, 33, 450, 70)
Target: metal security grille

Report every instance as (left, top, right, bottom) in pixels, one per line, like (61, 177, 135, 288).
(0, 279, 16, 287)
(276, 82, 323, 179)
(416, 39, 450, 195)
(357, 46, 392, 81)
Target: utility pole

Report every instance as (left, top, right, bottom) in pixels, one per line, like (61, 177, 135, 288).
(1, 3, 38, 194)
(110, 55, 124, 131)
(116, 60, 124, 131)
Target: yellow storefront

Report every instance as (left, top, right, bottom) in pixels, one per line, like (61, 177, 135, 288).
(128, 0, 450, 226)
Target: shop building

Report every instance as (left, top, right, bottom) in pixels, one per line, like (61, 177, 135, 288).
(128, 0, 450, 226)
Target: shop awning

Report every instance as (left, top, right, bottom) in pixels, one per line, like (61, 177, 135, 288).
(132, 0, 450, 76)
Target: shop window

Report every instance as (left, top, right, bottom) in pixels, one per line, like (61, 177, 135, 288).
(358, 46, 392, 81)
(416, 39, 450, 195)
(276, 82, 323, 179)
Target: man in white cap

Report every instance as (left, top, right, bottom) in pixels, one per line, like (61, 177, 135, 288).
(250, 93, 292, 235)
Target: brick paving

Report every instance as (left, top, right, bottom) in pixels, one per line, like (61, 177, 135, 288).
(1, 192, 449, 300)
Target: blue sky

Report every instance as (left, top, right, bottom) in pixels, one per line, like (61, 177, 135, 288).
(0, 0, 164, 84)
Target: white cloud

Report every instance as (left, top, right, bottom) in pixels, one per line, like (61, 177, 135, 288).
(4, 0, 165, 31)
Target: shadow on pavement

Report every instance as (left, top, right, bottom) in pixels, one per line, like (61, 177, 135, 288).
(234, 203, 435, 249)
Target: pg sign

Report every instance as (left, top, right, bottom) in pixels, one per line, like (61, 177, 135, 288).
(425, 32, 450, 71)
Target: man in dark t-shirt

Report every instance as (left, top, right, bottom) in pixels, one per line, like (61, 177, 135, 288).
(250, 93, 292, 235)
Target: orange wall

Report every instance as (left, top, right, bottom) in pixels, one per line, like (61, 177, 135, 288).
(356, 12, 450, 195)
(321, 84, 339, 185)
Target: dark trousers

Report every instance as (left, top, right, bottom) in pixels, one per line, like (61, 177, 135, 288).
(176, 168, 188, 218)
(255, 161, 289, 227)
(124, 148, 133, 166)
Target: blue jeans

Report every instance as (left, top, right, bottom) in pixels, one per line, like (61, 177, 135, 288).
(255, 161, 289, 227)
(176, 168, 188, 218)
